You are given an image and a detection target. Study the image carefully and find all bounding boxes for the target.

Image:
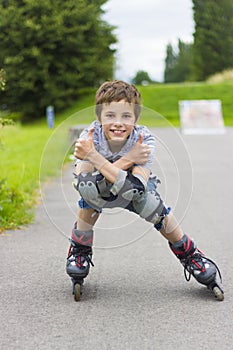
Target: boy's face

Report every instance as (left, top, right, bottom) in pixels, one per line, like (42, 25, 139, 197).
(100, 100, 136, 143)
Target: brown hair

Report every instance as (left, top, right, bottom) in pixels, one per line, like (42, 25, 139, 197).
(95, 80, 141, 120)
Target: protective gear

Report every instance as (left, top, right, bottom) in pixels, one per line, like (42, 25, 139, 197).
(132, 187, 170, 230)
(110, 171, 146, 198)
(169, 234, 223, 287)
(66, 239, 93, 280)
(73, 171, 107, 210)
(73, 170, 169, 230)
(73, 170, 146, 210)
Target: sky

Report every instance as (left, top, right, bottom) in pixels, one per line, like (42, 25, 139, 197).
(102, 0, 195, 82)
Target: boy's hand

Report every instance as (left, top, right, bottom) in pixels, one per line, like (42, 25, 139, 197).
(74, 128, 95, 160)
(126, 133, 151, 164)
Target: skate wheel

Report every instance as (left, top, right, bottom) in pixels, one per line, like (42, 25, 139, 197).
(212, 285, 224, 301)
(74, 283, 81, 302)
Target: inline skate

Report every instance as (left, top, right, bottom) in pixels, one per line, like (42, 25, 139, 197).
(66, 239, 94, 301)
(170, 234, 224, 301)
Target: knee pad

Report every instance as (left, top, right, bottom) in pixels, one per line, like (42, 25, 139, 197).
(73, 170, 146, 210)
(132, 189, 170, 231)
(73, 171, 107, 210)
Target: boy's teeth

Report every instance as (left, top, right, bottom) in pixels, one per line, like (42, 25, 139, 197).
(113, 130, 124, 133)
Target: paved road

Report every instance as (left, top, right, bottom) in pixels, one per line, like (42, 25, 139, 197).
(1, 128, 233, 350)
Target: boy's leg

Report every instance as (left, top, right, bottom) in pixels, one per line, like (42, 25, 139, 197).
(131, 179, 223, 294)
(159, 212, 183, 243)
(66, 207, 99, 281)
(77, 207, 100, 231)
(159, 212, 222, 293)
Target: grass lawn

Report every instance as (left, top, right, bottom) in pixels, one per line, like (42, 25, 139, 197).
(0, 124, 57, 230)
(0, 81, 232, 231)
(138, 81, 233, 126)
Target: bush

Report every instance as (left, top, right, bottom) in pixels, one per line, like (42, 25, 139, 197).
(0, 0, 117, 121)
(207, 69, 233, 83)
(0, 179, 34, 231)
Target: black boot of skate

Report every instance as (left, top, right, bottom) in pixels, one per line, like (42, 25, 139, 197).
(169, 234, 224, 301)
(66, 225, 94, 301)
(66, 240, 94, 279)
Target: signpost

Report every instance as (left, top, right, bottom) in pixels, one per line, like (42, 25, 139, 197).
(46, 105, 55, 129)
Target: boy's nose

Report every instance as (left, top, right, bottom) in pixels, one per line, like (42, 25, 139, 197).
(113, 118, 123, 125)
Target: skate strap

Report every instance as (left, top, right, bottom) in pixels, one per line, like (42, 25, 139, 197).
(184, 253, 222, 283)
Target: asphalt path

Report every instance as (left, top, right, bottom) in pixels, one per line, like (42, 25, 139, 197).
(1, 128, 233, 350)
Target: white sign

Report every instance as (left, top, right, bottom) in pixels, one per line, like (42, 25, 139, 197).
(179, 100, 225, 134)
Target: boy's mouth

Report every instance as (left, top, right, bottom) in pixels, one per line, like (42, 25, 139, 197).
(109, 129, 126, 135)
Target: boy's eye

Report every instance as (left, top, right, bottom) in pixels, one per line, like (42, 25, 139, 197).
(122, 114, 132, 118)
(106, 113, 115, 118)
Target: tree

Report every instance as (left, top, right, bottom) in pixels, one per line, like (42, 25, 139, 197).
(164, 43, 177, 83)
(0, 69, 6, 91)
(173, 40, 193, 82)
(164, 40, 193, 83)
(131, 70, 153, 85)
(192, 0, 233, 80)
(0, 0, 117, 121)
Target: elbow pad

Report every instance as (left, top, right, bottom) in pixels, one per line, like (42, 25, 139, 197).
(110, 170, 146, 202)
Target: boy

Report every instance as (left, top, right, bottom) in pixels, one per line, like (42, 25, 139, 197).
(66, 80, 223, 301)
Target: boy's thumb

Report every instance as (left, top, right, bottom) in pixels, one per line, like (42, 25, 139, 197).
(137, 133, 144, 144)
(87, 128, 94, 140)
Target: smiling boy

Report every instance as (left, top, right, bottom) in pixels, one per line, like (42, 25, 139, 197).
(66, 80, 224, 301)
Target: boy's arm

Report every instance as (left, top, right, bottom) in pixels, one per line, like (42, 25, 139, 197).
(112, 157, 134, 170)
(74, 129, 151, 183)
(87, 149, 150, 183)
(87, 150, 121, 183)
(74, 133, 122, 182)
(75, 151, 151, 181)
(74, 129, 119, 183)
(75, 160, 94, 175)
(132, 165, 150, 182)
(112, 133, 151, 170)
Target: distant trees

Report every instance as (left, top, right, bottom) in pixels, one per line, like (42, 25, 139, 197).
(0, 69, 6, 91)
(131, 70, 154, 85)
(192, 0, 233, 80)
(164, 40, 193, 83)
(0, 0, 117, 121)
(164, 0, 233, 83)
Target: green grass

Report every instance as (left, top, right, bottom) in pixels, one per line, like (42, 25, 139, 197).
(0, 100, 97, 231)
(0, 124, 57, 230)
(138, 81, 233, 126)
(0, 119, 77, 230)
(57, 81, 233, 127)
(0, 80, 233, 231)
